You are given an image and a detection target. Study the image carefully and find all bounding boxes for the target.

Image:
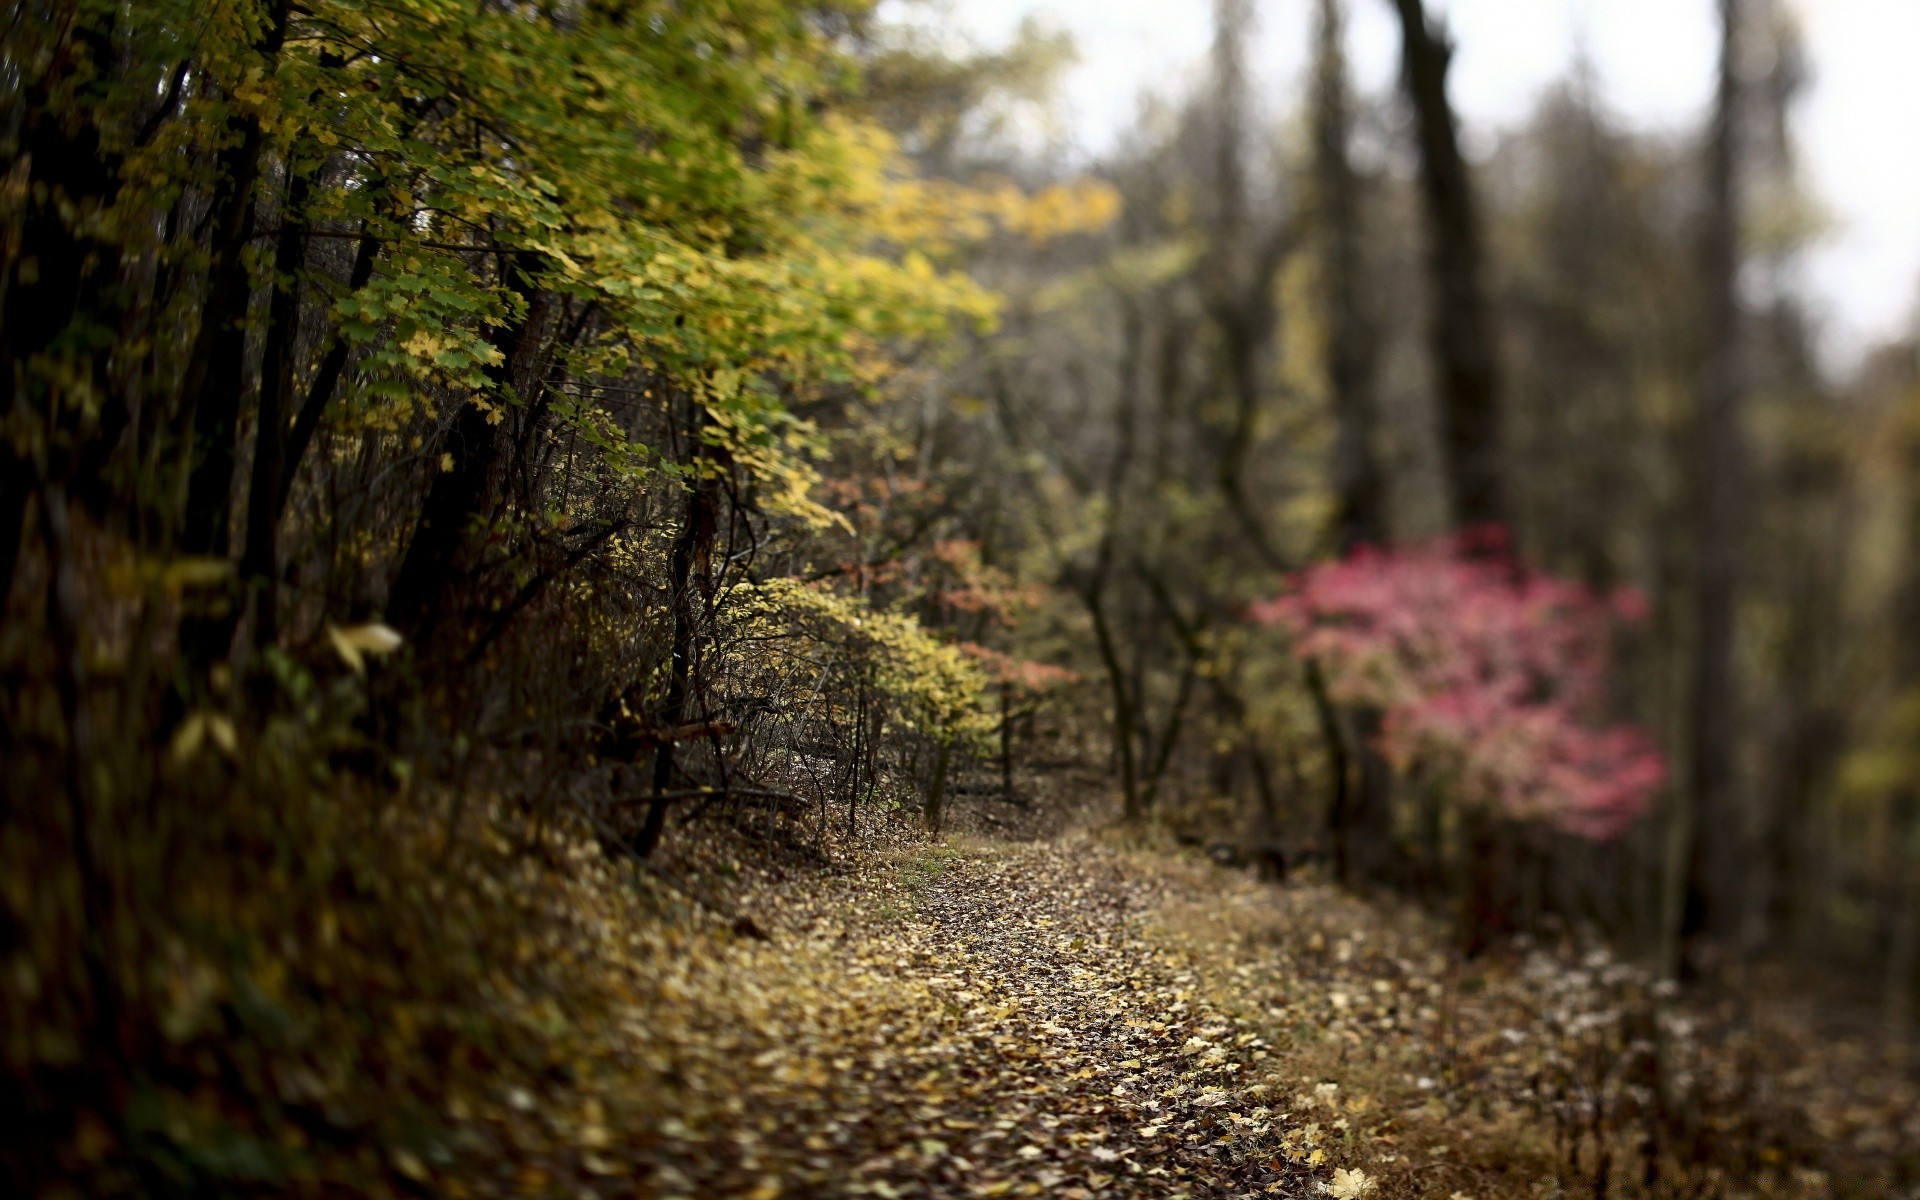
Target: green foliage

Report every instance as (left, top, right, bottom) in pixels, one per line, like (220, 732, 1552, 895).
(4, 0, 1029, 505)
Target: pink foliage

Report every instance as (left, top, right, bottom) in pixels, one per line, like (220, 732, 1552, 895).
(1250, 528, 1664, 840)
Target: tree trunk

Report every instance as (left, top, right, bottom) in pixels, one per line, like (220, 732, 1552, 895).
(924, 734, 954, 836)
(1390, 0, 1506, 531)
(175, 1, 294, 671)
(275, 229, 380, 523)
(1207, 0, 1294, 572)
(1679, 0, 1747, 976)
(1087, 299, 1144, 824)
(239, 156, 312, 651)
(1879, 394, 1920, 1025)
(637, 403, 720, 858)
(1314, 0, 1385, 551)
(386, 261, 554, 647)
(1311, 3, 1398, 891)
(1391, 0, 1514, 948)
(177, 150, 260, 562)
(1086, 569, 1141, 823)
(177, 0, 292, 558)
(1886, 792, 1920, 1037)
(1305, 660, 1354, 878)
(998, 681, 1015, 801)
(1459, 805, 1503, 957)
(1, 11, 127, 602)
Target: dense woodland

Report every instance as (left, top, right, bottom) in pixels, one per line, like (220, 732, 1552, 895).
(3, 0, 1919, 1195)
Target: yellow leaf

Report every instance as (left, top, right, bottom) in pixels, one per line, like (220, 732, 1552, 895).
(170, 711, 237, 764)
(206, 715, 238, 756)
(169, 714, 207, 764)
(390, 1147, 428, 1182)
(327, 622, 405, 675)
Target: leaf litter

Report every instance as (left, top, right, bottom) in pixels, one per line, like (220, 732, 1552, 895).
(612, 838, 1334, 1198)
(401, 827, 1916, 1198)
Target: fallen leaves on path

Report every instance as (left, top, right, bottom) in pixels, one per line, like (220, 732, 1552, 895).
(576, 832, 1917, 1200)
(612, 839, 1347, 1198)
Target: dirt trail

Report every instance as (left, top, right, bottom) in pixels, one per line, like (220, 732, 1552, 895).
(625, 839, 1338, 1199)
(599, 834, 1913, 1200)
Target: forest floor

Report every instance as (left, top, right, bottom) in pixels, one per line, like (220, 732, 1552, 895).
(527, 827, 1918, 1200)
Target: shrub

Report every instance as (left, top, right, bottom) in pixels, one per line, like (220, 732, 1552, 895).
(1252, 529, 1664, 840)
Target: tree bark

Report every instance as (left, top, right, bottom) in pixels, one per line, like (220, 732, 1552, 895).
(1887, 792, 1920, 1036)
(175, 1, 294, 671)
(177, 153, 260, 561)
(386, 259, 555, 646)
(178, 0, 292, 559)
(1086, 562, 1141, 823)
(276, 230, 380, 523)
(1, 10, 127, 602)
(1390, 0, 1506, 531)
(1390, 0, 1515, 947)
(239, 156, 312, 650)
(1679, 0, 1747, 975)
(1315, 0, 1385, 551)
(1314, 0, 1396, 889)
(924, 734, 954, 835)
(1207, 0, 1297, 573)
(637, 403, 721, 857)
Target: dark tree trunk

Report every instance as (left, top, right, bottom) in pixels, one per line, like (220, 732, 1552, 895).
(924, 735, 954, 835)
(637, 404, 721, 857)
(175, 1, 293, 670)
(1681, 0, 1748, 973)
(1315, 0, 1385, 551)
(1878, 418, 1920, 1027)
(1885, 791, 1920, 1036)
(1314, 0, 1396, 889)
(1304, 661, 1352, 872)
(238, 160, 312, 651)
(177, 0, 292, 558)
(177, 153, 260, 562)
(0, 11, 127, 602)
(1087, 567, 1141, 823)
(1086, 302, 1145, 824)
(276, 230, 380, 523)
(1207, 0, 1294, 572)
(386, 260, 555, 647)
(1391, 0, 1506, 531)
(1459, 806, 1502, 957)
(1391, 0, 1514, 945)
(998, 681, 1015, 801)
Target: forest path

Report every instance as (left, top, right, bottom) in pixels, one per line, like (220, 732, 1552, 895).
(614, 831, 1915, 1200)
(625, 838, 1360, 1199)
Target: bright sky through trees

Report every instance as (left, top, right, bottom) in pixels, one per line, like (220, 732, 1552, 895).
(936, 0, 1920, 370)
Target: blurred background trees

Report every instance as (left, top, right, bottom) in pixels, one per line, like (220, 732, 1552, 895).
(5, 0, 1920, 1187)
(872, 0, 1920, 1029)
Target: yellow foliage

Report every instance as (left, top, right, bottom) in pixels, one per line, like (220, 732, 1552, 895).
(732, 578, 997, 745)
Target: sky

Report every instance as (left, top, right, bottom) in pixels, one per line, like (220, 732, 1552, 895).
(929, 0, 1920, 372)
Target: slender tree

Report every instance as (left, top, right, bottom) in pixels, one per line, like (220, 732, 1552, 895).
(1315, 0, 1384, 552)
(1208, 0, 1295, 569)
(1677, 0, 1748, 976)
(1389, 0, 1506, 531)
(1313, 0, 1395, 886)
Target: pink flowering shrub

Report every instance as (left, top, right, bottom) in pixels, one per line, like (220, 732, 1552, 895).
(1250, 528, 1665, 840)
